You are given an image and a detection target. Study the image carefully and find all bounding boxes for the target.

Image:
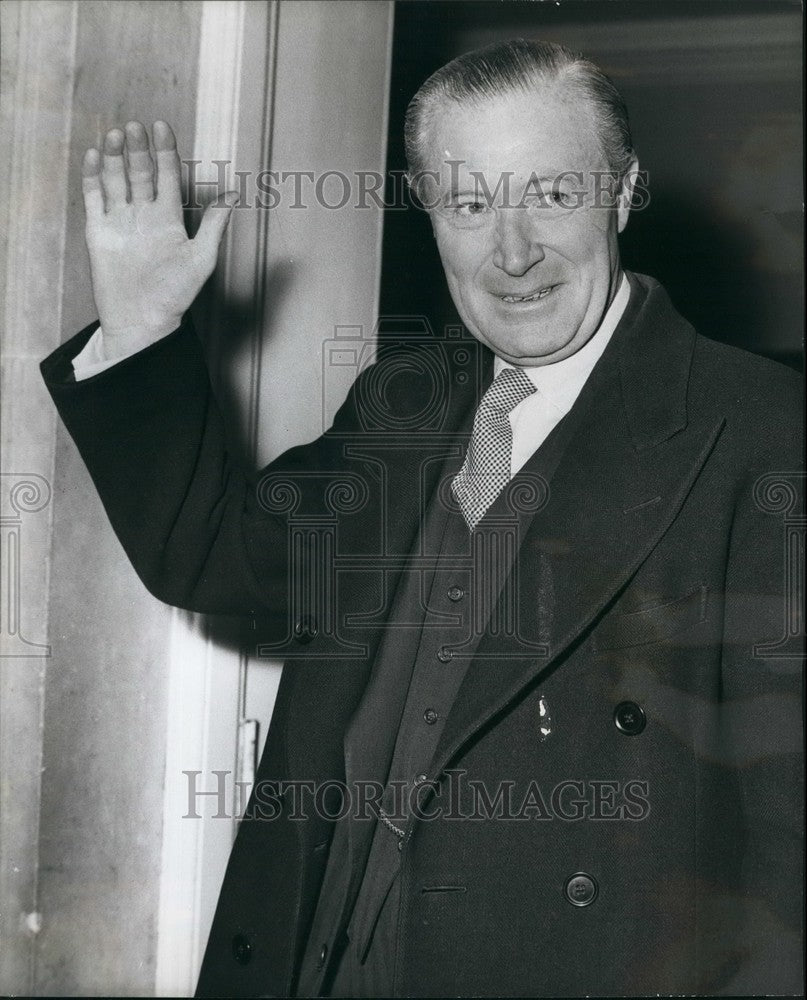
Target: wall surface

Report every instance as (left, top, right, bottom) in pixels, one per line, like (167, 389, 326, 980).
(251, 0, 394, 460)
(41, 7, 203, 989)
(1, 1, 392, 994)
(1, 2, 77, 992)
(2, 1, 201, 994)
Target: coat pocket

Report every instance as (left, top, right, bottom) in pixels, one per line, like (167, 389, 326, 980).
(594, 585, 709, 651)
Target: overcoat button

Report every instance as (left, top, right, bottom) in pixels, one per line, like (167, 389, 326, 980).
(423, 708, 438, 725)
(447, 585, 465, 602)
(614, 700, 646, 735)
(293, 615, 318, 644)
(564, 872, 598, 907)
(436, 646, 453, 663)
(232, 933, 252, 964)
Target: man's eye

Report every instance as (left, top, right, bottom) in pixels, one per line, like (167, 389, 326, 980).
(540, 189, 568, 205)
(524, 189, 573, 209)
(455, 201, 488, 216)
(550, 188, 578, 207)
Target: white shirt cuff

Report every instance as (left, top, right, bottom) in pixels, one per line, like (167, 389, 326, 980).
(72, 326, 169, 380)
(72, 327, 122, 380)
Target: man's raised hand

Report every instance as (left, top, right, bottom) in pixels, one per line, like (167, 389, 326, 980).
(82, 121, 235, 361)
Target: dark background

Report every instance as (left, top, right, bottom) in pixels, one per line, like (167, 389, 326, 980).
(380, 0, 803, 370)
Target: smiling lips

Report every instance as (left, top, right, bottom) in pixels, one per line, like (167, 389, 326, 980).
(498, 284, 558, 303)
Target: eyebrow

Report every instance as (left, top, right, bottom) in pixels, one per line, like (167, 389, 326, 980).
(442, 173, 564, 202)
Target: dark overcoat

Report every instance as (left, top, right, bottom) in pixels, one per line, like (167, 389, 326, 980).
(42, 273, 804, 997)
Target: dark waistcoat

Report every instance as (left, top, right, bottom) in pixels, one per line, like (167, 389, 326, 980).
(299, 381, 589, 996)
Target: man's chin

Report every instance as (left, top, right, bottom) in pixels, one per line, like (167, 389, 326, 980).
(479, 330, 578, 367)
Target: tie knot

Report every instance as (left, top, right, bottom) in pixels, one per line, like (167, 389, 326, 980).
(480, 366, 536, 415)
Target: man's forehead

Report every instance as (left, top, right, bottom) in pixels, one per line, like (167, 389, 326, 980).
(423, 82, 602, 178)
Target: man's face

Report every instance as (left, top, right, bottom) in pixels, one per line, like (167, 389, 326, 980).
(423, 83, 635, 366)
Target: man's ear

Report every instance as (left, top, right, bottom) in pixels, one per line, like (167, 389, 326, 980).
(617, 157, 640, 233)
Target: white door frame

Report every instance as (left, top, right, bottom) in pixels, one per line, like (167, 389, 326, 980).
(154, 2, 394, 994)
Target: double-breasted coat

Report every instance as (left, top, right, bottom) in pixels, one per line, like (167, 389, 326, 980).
(42, 272, 803, 996)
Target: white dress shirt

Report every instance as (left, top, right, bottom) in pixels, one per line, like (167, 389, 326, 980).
(494, 273, 629, 476)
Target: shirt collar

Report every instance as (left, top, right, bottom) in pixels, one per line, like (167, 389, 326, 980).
(493, 273, 630, 411)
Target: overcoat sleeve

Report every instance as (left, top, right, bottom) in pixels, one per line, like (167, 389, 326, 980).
(40, 317, 366, 633)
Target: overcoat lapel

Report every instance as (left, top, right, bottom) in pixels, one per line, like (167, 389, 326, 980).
(428, 273, 726, 781)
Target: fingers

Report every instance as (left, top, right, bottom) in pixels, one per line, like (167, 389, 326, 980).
(101, 128, 128, 207)
(125, 121, 154, 203)
(84, 121, 180, 214)
(152, 120, 182, 208)
(81, 147, 104, 219)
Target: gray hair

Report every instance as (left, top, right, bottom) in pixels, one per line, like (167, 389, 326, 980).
(404, 38, 636, 195)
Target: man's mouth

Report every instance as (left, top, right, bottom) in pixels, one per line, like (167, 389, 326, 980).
(498, 284, 558, 303)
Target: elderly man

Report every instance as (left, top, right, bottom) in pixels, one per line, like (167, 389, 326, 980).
(42, 39, 802, 998)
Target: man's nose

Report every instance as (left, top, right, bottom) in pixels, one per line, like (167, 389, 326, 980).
(492, 209, 546, 276)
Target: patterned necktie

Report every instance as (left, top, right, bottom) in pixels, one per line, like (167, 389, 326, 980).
(452, 366, 537, 530)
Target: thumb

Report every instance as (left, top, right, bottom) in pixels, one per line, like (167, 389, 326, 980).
(194, 190, 239, 264)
